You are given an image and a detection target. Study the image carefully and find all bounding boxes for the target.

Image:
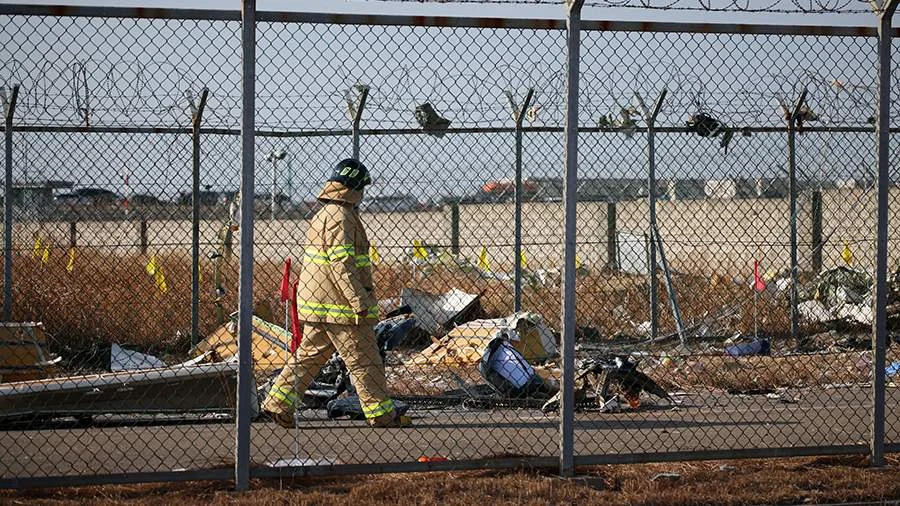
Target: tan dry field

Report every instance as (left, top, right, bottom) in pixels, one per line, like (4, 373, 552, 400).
(18, 187, 900, 275)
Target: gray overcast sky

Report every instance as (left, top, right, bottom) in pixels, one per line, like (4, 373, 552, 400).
(0, 0, 885, 26)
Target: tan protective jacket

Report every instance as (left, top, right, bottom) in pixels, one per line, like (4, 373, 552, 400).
(295, 181, 377, 325)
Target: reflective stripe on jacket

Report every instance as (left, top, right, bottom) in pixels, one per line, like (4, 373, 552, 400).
(296, 181, 378, 325)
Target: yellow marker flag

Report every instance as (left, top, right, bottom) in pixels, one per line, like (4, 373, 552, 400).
(41, 244, 50, 265)
(66, 247, 75, 273)
(841, 241, 854, 267)
(478, 246, 491, 271)
(32, 236, 42, 260)
(370, 244, 381, 265)
(145, 255, 169, 295)
(519, 249, 528, 270)
(145, 255, 158, 277)
(412, 240, 428, 261)
(575, 254, 583, 269)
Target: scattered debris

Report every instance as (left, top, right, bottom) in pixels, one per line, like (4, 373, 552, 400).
(478, 336, 557, 400)
(599, 397, 621, 413)
(650, 472, 681, 482)
(724, 337, 770, 357)
(414, 103, 451, 137)
(542, 354, 671, 413)
(0, 362, 241, 423)
(800, 267, 874, 326)
(417, 455, 449, 463)
(886, 361, 900, 378)
(798, 300, 834, 324)
(110, 343, 166, 371)
(686, 111, 733, 153)
(191, 315, 291, 373)
(0, 322, 60, 383)
(765, 387, 800, 403)
(268, 457, 341, 467)
(400, 287, 483, 338)
(410, 312, 558, 367)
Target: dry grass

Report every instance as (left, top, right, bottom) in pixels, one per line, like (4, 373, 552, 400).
(646, 349, 886, 392)
(386, 348, 888, 394)
(5, 251, 796, 362)
(2, 250, 881, 393)
(3, 455, 900, 505)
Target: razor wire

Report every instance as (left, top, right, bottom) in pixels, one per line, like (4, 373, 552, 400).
(353, 0, 878, 13)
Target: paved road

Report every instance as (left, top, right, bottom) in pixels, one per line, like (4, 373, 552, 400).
(1, 385, 897, 479)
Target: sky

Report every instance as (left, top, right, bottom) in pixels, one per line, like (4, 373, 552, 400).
(0, 0, 888, 26)
(0, 0, 893, 203)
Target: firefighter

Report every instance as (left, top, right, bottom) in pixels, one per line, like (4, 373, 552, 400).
(261, 158, 411, 428)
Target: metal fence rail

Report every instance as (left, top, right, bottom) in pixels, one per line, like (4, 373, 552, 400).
(0, 2, 897, 489)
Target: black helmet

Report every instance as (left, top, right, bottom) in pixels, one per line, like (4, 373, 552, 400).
(328, 158, 371, 191)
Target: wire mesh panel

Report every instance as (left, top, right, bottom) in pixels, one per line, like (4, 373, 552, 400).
(571, 27, 880, 461)
(250, 21, 564, 471)
(0, 12, 243, 481)
(0, 3, 896, 487)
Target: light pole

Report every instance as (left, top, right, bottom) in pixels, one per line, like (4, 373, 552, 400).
(267, 148, 286, 220)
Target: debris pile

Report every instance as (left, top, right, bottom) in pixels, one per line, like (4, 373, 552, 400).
(799, 267, 874, 326)
(410, 312, 558, 366)
(0, 322, 60, 383)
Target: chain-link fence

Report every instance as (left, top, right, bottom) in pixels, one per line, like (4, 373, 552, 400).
(0, 2, 899, 488)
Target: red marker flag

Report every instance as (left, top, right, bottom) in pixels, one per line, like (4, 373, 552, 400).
(289, 280, 303, 353)
(279, 257, 292, 302)
(753, 260, 766, 292)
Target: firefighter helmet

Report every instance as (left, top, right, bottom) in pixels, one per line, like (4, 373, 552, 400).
(328, 158, 372, 191)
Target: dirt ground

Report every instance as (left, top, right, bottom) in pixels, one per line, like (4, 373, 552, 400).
(4, 455, 900, 505)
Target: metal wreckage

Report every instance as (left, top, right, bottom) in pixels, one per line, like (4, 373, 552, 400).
(248, 304, 672, 421)
(0, 201, 670, 427)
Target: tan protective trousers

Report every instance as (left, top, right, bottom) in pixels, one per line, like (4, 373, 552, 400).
(261, 321, 395, 419)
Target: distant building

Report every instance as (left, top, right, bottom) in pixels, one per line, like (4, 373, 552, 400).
(755, 177, 788, 198)
(661, 178, 706, 201)
(529, 177, 649, 202)
(12, 180, 73, 220)
(704, 178, 758, 199)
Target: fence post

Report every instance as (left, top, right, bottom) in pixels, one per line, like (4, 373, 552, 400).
(351, 85, 369, 160)
(785, 88, 807, 350)
(513, 88, 534, 313)
(636, 89, 667, 341)
(450, 200, 460, 256)
(191, 88, 209, 348)
(139, 220, 148, 255)
(3, 84, 18, 321)
(811, 190, 822, 274)
(560, 0, 584, 478)
(872, 0, 897, 467)
(606, 202, 617, 270)
(236, 0, 256, 492)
